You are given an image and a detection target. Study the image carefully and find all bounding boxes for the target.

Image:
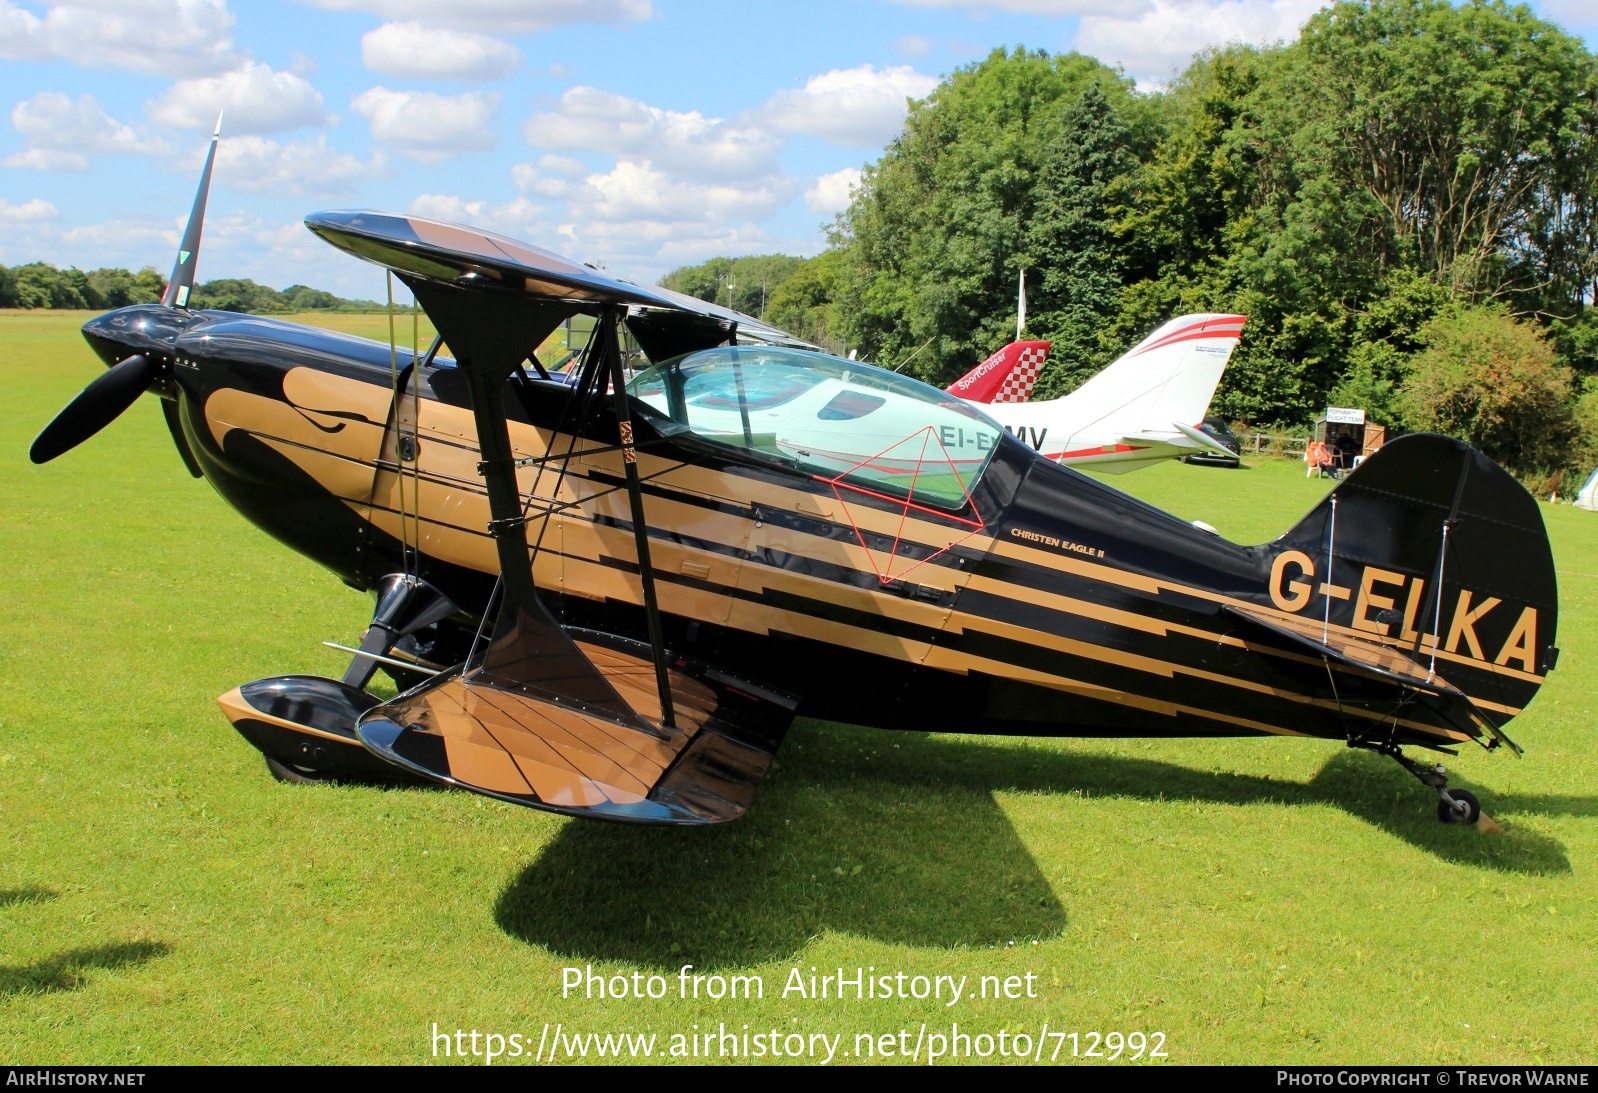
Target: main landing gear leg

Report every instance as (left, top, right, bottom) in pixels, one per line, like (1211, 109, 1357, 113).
(1362, 742, 1481, 824)
(342, 574, 457, 691)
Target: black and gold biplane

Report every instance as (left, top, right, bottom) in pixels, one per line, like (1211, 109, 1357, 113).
(31, 134, 1559, 826)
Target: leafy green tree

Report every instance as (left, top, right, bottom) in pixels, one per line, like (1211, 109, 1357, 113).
(661, 256, 734, 304)
(86, 266, 163, 308)
(1272, 0, 1596, 308)
(765, 250, 845, 352)
(282, 284, 341, 310)
(833, 47, 1151, 383)
(1550, 310, 1598, 386)
(659, 254, 807, 320)
(11, 263, 89, 308)
(1398, 306, 1578, 474)
(190, 278, 289, 313)
(1026, 86, 1139, 396)
(1328, 268, 1449, 423)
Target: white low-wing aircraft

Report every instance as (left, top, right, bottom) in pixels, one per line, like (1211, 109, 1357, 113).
(946, 314, 1247, 473)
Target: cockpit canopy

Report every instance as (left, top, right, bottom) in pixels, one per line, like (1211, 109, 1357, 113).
(628, 345, 1004, 511)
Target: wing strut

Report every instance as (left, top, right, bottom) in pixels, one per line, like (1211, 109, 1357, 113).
(598, 305, 677, 729)
(402, 277, 645, 728)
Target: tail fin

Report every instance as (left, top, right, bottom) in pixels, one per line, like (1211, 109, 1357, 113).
(1038, 314, 1243, 434)
(946, 340, 1050, 403)
(1256, 434, 1557, 748)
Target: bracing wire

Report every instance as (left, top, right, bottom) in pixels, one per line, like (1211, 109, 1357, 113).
(1322, 494, 1338, 644)
(384, 270, 412, 579)
(1427, 523, 1451, 683)
(464, 577, 502, 682)
(383, 273, 432, 581)
(406, 294, 423, 574)
(518, 319, 608, 564)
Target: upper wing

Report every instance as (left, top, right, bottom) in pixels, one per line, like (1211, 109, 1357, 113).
(304, 209, 810, 347)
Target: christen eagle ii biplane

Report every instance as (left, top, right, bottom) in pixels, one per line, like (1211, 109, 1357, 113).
(31, 139, 1559, 826)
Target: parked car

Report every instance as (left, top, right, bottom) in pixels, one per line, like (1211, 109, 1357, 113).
(1183, 417, 1242, 467)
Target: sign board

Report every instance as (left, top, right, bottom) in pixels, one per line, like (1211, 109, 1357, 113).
(1326, 406, 1366, 424)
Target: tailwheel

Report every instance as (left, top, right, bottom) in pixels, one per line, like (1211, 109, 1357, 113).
(1354, 739, 1489, 826)
(1438, 789, 1481, 825)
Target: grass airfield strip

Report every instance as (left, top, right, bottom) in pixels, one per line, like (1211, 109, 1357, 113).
(1, 309, 1595, 1065)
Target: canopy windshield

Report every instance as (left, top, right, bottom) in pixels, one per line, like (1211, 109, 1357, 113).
(628, 345, 1004, 511)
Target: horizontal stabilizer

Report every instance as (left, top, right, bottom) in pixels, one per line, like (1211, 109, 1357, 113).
(1223, 602, 1462, 696)
(1171, 420, 1236, 457)
(1224, 602, 1522, 753)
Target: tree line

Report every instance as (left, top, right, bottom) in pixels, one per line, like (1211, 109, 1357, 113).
(0, 261, 382, 313)
(676, 0, 1598, 487)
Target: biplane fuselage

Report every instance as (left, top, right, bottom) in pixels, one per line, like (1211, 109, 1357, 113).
(35, 198, 1551, 826)
(80, 302, 1552, 754)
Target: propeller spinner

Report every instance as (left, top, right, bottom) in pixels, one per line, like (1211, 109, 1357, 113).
(29, 114, 221, 464)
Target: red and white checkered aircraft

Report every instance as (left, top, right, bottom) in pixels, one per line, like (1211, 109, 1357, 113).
(946, 314, 1246, 474)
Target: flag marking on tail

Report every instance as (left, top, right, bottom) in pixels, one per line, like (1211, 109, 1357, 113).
(992, 345, 1047, 403)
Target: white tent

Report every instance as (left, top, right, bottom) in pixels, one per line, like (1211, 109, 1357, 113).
(1576, 465, 1598, 511)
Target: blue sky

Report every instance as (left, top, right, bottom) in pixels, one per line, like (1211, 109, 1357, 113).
(2, 0, 1593, 300)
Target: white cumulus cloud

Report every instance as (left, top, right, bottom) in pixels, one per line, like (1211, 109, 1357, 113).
(890, 0, 1152, 14)
(574, 218, 779, 285)
(0, 196, 59, 221)
(10, 92, 156, 153)
(0, 0, 243, 77)
(805, 167, 860, 214)
(524, 86, 779, 181)
(361, 21, 520, 80)
(503, 157, 793, 283)
(149, 62, 332, 134)
(1075, 0, 1326, 86)
(4, 92, 159, 170)
(0, 2, 52, 61)
(568, 160, 789, 224)
(511, 160, 575, 198)
(352, 86, 499, 162)
(3, 149, 88, 171)
(759, 65, 939, 147)
(206, 134, 383, 195)
(304, 0, 650, 35)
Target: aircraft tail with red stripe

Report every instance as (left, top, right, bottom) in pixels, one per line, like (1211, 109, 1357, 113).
(1055, 313, 1244, 430)
(969, 313, 1247, 474)
(945, 340, 1051, 404)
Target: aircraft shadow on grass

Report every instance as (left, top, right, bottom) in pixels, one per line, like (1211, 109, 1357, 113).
(0, 886, 169, 996)
(0, 941, 169, 997)
(495, 722, 1589, 968)
(0, 887, 58, 909)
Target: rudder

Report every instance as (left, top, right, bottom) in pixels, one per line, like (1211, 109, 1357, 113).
(1264, 434, 1557, 738)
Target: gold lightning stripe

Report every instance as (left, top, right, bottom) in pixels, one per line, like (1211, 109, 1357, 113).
(206, 368, 1537, 738)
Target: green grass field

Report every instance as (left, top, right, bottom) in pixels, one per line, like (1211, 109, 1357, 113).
(2, 310, 1595, 1065)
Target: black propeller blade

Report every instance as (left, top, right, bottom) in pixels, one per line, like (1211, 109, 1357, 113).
(30, 354, 158, 464)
